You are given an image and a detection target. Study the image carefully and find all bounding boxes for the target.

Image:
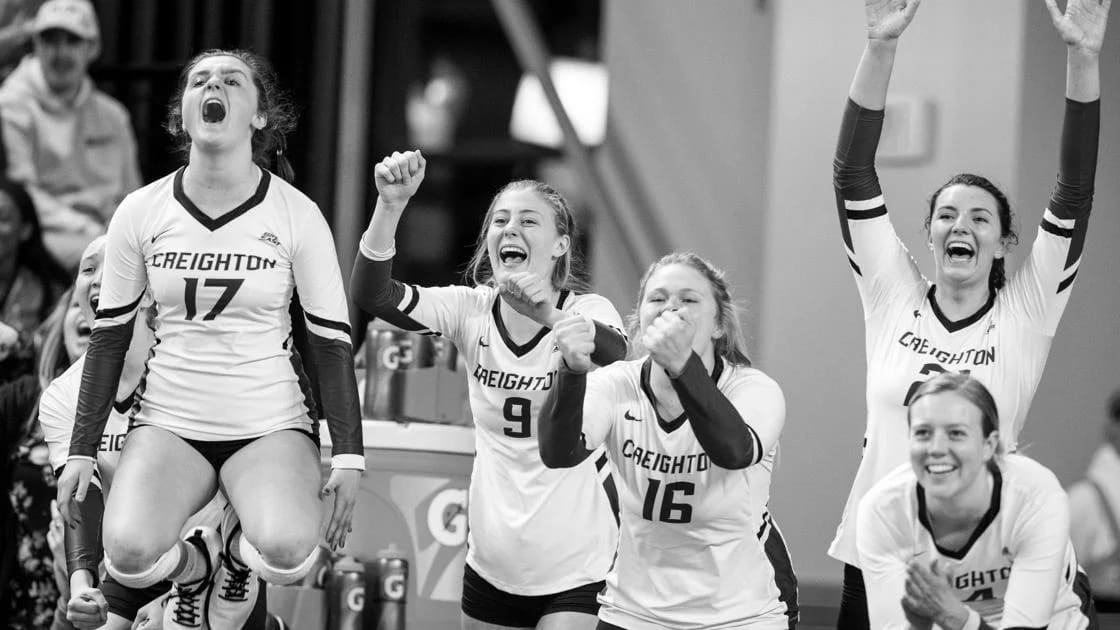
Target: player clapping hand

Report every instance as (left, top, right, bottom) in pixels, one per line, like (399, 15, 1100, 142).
(553, 314, 595, 373)
(641, 308, 697, 377)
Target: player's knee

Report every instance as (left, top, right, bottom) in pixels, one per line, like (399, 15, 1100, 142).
(251, 531, 320, 571)
(104, 536, 164, 575)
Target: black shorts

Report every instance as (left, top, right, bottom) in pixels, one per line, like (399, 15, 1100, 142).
(461, 562, 602, 627)
(181, 429, 320, 473)
(101, 575, 170, 620)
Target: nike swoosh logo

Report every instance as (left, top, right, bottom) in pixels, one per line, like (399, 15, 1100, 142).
(624, 410, 640, 422)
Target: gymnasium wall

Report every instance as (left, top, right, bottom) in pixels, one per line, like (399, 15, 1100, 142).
(600, 0, 1120, 592)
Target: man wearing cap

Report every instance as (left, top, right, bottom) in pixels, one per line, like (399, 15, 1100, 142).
(1068, 389, 1120, 614)
(0, 0, 140, 271)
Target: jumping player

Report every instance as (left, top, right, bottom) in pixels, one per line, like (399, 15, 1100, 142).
(351, 150, 626, 630)
(55, 49, 362, 629)
(858, 373, 1097, 629)
(540, 252, 798, 630)
(39, 237, 269, 629)
(830, 1, 1110, 625)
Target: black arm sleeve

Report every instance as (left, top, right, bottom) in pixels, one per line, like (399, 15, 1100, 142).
(589, 322, 627, 367)
(71, 319, 134, 458)
(305, 332, 364, 459)
(1049, 98, 1100, 220)
(55, 465, 103, 583)
(670, 353, 761, 470)
(833, 98, 886, 202)
(349, 254, 426, 332)
(538, 366, 592, 469)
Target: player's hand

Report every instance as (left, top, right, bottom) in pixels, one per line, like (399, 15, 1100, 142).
(499, 272, 559, 327)
(47, 501, 69, 593)
(1045, 0, 1111, 54)
(642, 309, 696, 377)
(865, 0, 921, 41)
(554, 314, 595, 373)
(904, 558, 969, 629)
(373, 150, 426, 209)
(321, 468, 360, 550)
(56, 458, 95, 529)
(67, 585, 109, 630)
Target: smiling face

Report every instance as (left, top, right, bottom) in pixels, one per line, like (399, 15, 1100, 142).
(73, 237, 105, 328)
(929, 184, 1007, 290)
(484, 188, 570, 286)
(909, 390, 998, 502)
(638, 263, 721, 359)
(180, 54, 263, 152)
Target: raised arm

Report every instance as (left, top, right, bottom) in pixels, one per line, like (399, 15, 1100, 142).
(1046, 0, 1108, 220)
(349, 150, 427, 320)
(850, 0, 921, 108)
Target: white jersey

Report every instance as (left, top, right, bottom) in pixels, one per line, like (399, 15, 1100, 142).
(92, 168, 360, 463)
(39, 353, 227, 532)
(581, 357, 793, 629)
(40, 355, 128, 482)
(858, 455, 1093, 629)
(386, 283, 621, 595)
(830, 198, 1083, 566)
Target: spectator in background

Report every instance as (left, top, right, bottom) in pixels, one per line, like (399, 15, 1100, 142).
(0, 0, 140, 271)
(1068, 388, 1120, 613)
(1, 284, 86, 629)
(0, 176, 70, 382)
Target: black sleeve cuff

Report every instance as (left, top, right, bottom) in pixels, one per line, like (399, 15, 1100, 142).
(590, 322, 627, 366)
(833, 98, 886, 200)
(1050, 98, 1100, 220)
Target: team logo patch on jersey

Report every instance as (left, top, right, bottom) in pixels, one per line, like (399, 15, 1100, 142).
(624, 410, 641, 422)
(259, 231, 281, 248)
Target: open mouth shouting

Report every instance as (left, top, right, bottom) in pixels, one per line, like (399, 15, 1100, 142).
(499, 245, 528, 266)
(202, 98, 227, 124)
(944, 240, 975, 264)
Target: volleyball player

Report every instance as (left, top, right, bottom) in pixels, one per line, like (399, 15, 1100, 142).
(540, 252, 797, 630)
(351, 150, 626, 629)
(40, 237, 270, 629)
(830, 1, 1110, 625)
(55, 49, 362, 629)
(858, 373, 1097, 629)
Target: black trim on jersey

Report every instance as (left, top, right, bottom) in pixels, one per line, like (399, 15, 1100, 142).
(173, 166, 271, 231)
(759, 514, 800, 630)
(493, 293, 559, 358)
(845, 207, 887, 221)
(95, 293, 144, 320)
(112, 391, 136, 415)
(1057, 269, 1079, 294)
(847, 256, 862, 276)
(1040, 217, 1075, 239)
(927, 285, 996, 334)
(305, 311, 352, 335)
(916, 462, 1002, 560)
(595, 452, 621, 527)
(1072, 569, 1098, 628)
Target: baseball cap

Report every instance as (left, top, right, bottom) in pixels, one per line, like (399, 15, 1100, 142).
(33, 0, 100, 41)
